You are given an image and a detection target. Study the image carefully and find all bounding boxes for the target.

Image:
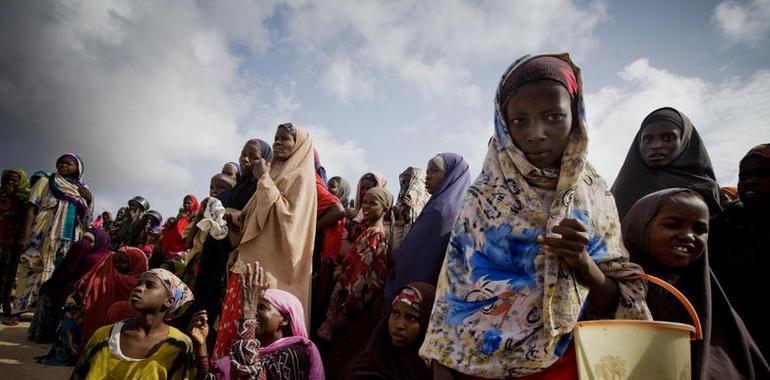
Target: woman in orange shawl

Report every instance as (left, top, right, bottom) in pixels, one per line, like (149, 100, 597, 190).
(214, 123, 317, 359)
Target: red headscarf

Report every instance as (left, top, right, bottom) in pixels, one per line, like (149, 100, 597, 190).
(160, 194, 200, 257)
(79, 246, 148, 346)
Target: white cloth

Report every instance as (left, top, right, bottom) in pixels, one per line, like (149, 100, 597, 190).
(196, 197, 228, 240)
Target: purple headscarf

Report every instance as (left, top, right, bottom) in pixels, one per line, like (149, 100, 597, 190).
(383, 153, 471, 304)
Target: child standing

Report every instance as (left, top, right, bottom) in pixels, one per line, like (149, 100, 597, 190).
(420, 54, 650, 379)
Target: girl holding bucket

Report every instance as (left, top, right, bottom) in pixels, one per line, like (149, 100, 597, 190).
(419, 54, 651, 379)
(624, 188, 769, 379)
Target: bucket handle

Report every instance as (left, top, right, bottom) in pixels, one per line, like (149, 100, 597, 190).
(626, 273, 703, 340)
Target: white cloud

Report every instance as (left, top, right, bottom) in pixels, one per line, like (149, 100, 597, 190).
(586, 58, 770, 186)
(320, 57, 375, 102)
(713, 0, 770, 47)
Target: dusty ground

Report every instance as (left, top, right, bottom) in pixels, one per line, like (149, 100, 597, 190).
(0, 315, 72, 379)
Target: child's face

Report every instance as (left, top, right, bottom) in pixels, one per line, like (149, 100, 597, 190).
(254, 299, 287, 336)
(210, 178, 232, 198)
(113, 252, 131, 274)
(222, 163, 238, 180)
(362, 192, 386, 223)
(648, 195, 709, 270)
(327, 179, 339, 196)
(1, 171, 21, 194)
(504, 81, 573, 169)
(239, 143, 263, 177)
(639, 121, 683, 169)
(388, 301, 421, 348)
(425, 160, 445, 194)
(738, 156, 770, 210)
(273, 128, 296, 162)
(130, 273, 173, 313)
(56, 156, 78, 177)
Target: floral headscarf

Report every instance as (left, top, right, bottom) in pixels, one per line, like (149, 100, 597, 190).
(146, 268, 194, 320)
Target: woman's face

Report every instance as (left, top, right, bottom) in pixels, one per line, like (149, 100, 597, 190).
(1, 171, 21, 194)
(388, 301, 421, 348)
(130, 273, 172, 312)
(182, 196, 193, 211)
(639, 121, 683, 169)
(113, 252, 131, 274)
(222, 163, 239, 180)
(362, 192, 386, 223)
(648, 195, 709, 270)
(505, 81, 573, 169)
(56, 156, 79, 178)
(239, 143, 263, 177)
(254, 299, 287, 337)
(738, 156, 770, 210)
(273, 128, 296, 161)
(425, 160, 445, 194)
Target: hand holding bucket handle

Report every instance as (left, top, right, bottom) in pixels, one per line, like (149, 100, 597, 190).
(627, 273, 703, 340)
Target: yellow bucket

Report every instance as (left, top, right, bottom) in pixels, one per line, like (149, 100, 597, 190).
(574, 274, 702, 380)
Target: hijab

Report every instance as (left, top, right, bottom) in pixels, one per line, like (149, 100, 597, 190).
(384, 153, 471, 303)
(340, 283, 436, 380)
(624, 188, 770, 379)
(420, 54, 650, 377)
(1, 168, 30, 200)
(353, 172, 388, 222)
(145, 268, 194, 320)
(79, 246, 148, 346)
(611, 107, 720, 221)
(396, 167, 430, 225)
(160, 194, 200, 257)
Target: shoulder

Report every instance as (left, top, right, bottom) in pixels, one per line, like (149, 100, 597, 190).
(167, 326, 193, 348)
(92, 323, 115, 341)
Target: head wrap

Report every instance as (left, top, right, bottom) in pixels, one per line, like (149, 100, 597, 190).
(353, 172, 388, 222)
(225, 161, 241, 177)
(146, 268, 194, 320)
(56, 153, 85, 183)
(741, 143, 770, 163)
(498, 55, 579, 109)
(1, 168, 30, 200)
(429, 155, 445, 172)
(365, 187, 393, 213)
(245, 138, 274, 163)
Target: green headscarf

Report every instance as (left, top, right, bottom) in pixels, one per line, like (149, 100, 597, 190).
(1, 168, 30, 201)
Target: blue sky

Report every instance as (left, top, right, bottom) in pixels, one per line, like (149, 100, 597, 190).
(1, 0, 769, 219)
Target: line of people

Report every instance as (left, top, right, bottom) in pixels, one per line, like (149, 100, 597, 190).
(0, 53, 768, 379)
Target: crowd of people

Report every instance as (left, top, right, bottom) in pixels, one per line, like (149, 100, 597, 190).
(0, 53, 768, 379)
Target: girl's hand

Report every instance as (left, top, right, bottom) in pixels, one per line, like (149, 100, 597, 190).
(539, 218, 590, 271)
(252, 158, 270, 180)
(239, 261, 268, 320)
(188, 310, 209, 347)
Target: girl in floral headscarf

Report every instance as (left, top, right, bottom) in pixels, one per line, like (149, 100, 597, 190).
(14, 154, 93, 318)
(0, 168, 30, 320)
(420, 54, 650, 379)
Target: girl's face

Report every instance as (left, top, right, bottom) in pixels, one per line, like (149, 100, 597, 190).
(505, 81, 573, 169)
(639, 121, 683, 169)
(648, 195, 709, 270)
(738, 156, 770, 210)
(273, 128, 296, 161)
(359, 178, 376, 202)
(254, 299, 288, 337)
(327, 179, 339, 196)
(113, 252, 130, 274)
(425, 160, 445, 194)
(362, 192, 386, 223)
(239, 143, 263, 177)
(1, 171, 21, 194)
(222, 163, 238, 180)
(210, 178, 232, 198)
(56, 156, 79, 177)
(388, 302, 421, 348)
(130, 273, 173, 313)
(182, 196, 193, 211)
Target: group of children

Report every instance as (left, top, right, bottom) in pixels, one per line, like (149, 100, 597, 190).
(0, 53, 768, 379)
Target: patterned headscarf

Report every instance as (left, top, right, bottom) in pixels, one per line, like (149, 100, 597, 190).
(56, 153, 85, 184)
(1, 168, 30, 200)
(146, 268, 194, 320)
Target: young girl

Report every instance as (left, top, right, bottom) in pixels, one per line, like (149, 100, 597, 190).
(14, 153, 93, 317)
(190, 261, 324, 379)
(71, 268, 195, 379)
(384, 153, 471, 305)
(0, 168, 29, 321)
(215, 124, 317, 358)
(318, 187, 392, 377)
(611, 107, 720, 221)
(623, 188, 769, 379)
(420, 54, 650, 379)
(339, 282, 437, 380)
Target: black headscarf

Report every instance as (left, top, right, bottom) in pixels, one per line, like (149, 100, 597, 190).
(624, 188, 769, 379)
(612, 107, 720, 221)
(339, 282, 436, 380)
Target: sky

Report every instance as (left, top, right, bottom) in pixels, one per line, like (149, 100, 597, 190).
(1, 0, 769, 219)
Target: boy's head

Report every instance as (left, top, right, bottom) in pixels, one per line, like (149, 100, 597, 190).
(210, 173, 236, 198)
(499, 56, 579, 170)
(738, 144, 770, 210)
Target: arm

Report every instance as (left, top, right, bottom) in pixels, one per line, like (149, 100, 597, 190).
(316, 202, 344, 231)
(17, 204, 37, 251)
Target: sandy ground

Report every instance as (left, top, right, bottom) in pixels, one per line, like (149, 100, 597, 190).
(0, 315, 72, 379)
